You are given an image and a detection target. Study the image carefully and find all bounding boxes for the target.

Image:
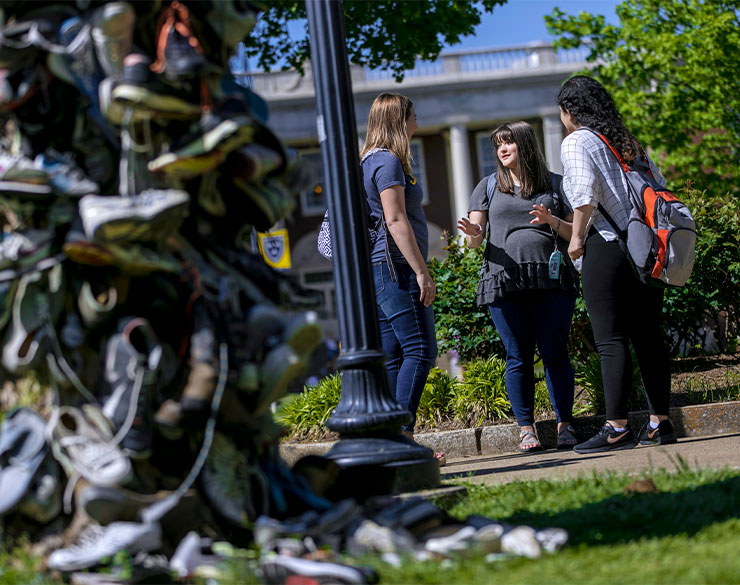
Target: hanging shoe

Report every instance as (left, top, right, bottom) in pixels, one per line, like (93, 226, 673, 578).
(150, 1, 208, 81)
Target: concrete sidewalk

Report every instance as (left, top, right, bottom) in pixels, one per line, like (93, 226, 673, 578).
(441, 432, 740, 486)
(280, 401, 740, 490)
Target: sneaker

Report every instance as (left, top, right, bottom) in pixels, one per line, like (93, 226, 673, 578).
(150, 0, 208, 80)
(0, 407, 49, 516)
(227, 143, 284, 182)
(170, 531, 227, 579)
(2, 263, 65, 375)
(17, 454, 62, 523)
(78, 189, 189, 244)
(0, 151, 51, 197)
(111, 53, 201, 118)
(638, 419, 678, 446)
(254, 343, 306, 415)
(100, 317, 163, 458)
(34, 149, 99, 196)
(0, 229, 56, 271)
(47, 520, 162, 572)
(46, 405, 132, 487)
(90, 1, 135, 77)
(205, 0, 259, 52)
(77, 274, 118, 329)
(260, 554, 379, 585)
(178, 299, 219, 415)
(76, 480, 178, 525)
(573, 423, 638, 454)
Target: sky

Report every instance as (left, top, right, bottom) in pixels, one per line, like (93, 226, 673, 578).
(450, 0, 622, 50)
(234, 0, 623, 72)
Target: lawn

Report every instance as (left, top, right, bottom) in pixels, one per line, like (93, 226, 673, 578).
(3, 465, 739, 584)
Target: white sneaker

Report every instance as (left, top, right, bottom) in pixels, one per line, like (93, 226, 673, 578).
(47, 406, 132, 487)
(78, 189, 189, 244)
(47, 520, 162, 571)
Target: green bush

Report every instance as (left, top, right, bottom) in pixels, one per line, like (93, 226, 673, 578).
(662, 186, 740, 355)
(418, 367, 457, 427)
(454, 356, 511, 426)
(574, 350, 646, 415)
(275, 373, 341, 440)
(428, 232, 503, 362)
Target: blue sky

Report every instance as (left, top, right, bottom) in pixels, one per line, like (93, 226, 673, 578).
(452, 0, 621, 50)
(234, 0, 622, 72)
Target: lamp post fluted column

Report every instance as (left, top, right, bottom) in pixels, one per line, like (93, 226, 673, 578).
(305, 0, 439, 499)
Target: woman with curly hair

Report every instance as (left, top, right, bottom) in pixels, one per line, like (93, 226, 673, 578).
(458, 121, 580, 452)
(558, 75, 676, 453)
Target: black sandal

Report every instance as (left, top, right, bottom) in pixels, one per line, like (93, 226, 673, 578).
(557, 425, 578, 450)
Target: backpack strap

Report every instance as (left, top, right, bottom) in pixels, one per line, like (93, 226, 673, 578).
(486, 172, 498, 204)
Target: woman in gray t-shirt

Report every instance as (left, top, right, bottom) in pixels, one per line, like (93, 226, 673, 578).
(458, 121, 579, 453)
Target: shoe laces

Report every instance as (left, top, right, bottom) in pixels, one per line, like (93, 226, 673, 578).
(62, 523, 106, 554)
(150, 1, 203, 74)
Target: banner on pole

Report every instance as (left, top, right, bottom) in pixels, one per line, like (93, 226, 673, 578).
(257, 229, 291, 269)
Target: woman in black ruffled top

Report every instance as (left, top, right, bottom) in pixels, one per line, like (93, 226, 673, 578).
(457, 121, 579, 453)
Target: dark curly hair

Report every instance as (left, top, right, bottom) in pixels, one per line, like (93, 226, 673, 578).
(558, 75, 640, 162)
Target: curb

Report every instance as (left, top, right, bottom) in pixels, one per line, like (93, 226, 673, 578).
(279, 400, 740, 466)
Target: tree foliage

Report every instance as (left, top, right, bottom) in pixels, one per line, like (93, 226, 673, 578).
(545, 0, 740, 195)
(244, 0, 506, 80)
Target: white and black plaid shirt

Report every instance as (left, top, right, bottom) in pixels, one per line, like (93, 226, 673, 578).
(560, 127, 666, 241)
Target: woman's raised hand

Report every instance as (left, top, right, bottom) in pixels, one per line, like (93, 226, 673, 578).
(529, 204, 553, 226)
(457, 217, 483, 237)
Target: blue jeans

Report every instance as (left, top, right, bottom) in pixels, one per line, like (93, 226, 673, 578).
(488, 289, 575, 426)
(373, 262, 437, 434)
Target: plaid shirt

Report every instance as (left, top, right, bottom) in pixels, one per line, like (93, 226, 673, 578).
(560, 127, 666, 241)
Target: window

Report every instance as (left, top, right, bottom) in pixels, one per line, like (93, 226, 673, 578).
(410, 139, 429, 205)
(298, 149, 326, 216)
(476, 131, 497, 179)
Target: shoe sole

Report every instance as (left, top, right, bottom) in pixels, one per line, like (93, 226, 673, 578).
(639, 436, 678, 446)
(112, 83, 201, 117)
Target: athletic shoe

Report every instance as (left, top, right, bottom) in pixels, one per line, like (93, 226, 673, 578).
(1, 263, 64, 374)
(91, 1, 135, 77)
(0, 407, 49, 516)
(76, 480, 185, 525)
(638, 419, 678, 446)
(150, 0, 208, 80)
(100, 318, 163, 459)
(34, 149, 99, 196)
(260, 554, 379, 585)
(205, 0, 259, 52)
(0, 229, 55, 271)
(77, 274, 118, 329)
(0, 151, 51, 197)
(111, 53, 201, 118)
(47, 520, 162, 572)
(180, 300, 219, 415)
(228, 143, 284, 182)
(46, 405, 132, 487)
(170, 531, 227, 579)
(78, 189, 189, 244)
(17, 454, 62, 523)
(573, 422, 638, 454)
(0, 66, 41, 113)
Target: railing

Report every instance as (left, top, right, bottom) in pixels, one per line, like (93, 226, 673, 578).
(240, 42, 591, 95)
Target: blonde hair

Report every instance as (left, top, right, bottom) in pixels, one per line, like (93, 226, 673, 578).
(361, 93, 414, 175)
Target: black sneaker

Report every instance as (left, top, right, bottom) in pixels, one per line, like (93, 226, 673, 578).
(638, 419, 677, 445)
(573, 423, 637, 454)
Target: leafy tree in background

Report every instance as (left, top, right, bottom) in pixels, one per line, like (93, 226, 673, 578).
(243, 0, 506, 80)
(545, 0, 740, 195)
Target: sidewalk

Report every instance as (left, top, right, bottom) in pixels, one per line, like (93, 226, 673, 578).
(280, 401, 740, 485)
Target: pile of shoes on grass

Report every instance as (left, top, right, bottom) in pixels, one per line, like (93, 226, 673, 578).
(0, 1, 569, 583)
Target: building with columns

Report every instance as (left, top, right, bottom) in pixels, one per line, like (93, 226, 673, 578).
(242, 42, 591, 338)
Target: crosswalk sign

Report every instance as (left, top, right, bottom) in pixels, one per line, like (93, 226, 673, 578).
(257, 229, 291, 269)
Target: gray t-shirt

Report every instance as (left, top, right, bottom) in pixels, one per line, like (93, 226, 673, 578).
(468, 174, 579, 305)
(362, 149, 428, 264)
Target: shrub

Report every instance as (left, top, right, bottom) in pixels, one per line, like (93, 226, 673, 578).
(276, 373, 341, 440)
(662, 186, 740, 355)
(574, 350, 646, 415)
(418, 367, 457, 427)
(428, 232, 503, 362)
(454, 356, 511, 426)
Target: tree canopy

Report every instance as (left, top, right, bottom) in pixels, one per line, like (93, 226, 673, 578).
(545, 0, 740, 195)
(243, 0, 506, 81)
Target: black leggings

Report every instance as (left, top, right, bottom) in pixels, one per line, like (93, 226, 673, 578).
(581, 230, 671, 420)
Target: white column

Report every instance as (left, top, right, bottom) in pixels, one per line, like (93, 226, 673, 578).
(543, 113, 564, 174)
(448, 123, 473, 222)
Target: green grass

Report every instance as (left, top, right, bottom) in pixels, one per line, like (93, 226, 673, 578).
(362, 465, 740, 584)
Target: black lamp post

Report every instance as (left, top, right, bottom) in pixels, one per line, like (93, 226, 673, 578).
(305, 0, 439, 499)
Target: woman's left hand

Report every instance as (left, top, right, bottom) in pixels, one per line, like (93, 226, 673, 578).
(529, 204, 553, 226)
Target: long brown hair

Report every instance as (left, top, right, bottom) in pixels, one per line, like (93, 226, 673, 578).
(361, 93, 414, 175)
(491, 121, 551, 198)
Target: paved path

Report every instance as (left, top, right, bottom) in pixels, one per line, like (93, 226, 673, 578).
(440, 432, 740, 486)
